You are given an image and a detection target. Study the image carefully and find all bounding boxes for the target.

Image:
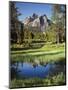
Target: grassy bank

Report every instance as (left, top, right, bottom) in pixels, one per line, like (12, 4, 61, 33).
(10, 72, 66, 88)
(10, 43, 66, 88)
(10, 43, 65, 64)
(11, 43, 65, 54)
(11, 51, 65, 64)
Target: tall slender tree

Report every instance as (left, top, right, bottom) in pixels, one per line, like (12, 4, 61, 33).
(52, 4, 66, 43)
(10, 1, 22, 43)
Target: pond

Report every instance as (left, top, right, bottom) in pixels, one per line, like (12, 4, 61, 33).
(11, 60, 65, 79)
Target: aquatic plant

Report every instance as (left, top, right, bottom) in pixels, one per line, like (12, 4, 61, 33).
(10, 72, 66, 88)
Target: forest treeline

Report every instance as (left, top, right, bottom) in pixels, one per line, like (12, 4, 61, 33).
(10, 2, 66, 47)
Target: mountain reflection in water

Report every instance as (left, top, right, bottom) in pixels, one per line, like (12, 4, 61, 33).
(11, 61, 65, 79)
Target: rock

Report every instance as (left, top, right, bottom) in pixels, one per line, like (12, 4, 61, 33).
(23, 14, 52, 32)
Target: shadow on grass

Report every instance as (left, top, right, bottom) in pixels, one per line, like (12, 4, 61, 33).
(13, 51, 64, 57)
(11, 44, 45, 51)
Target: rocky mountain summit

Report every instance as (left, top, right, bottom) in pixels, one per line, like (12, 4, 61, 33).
(23, 13, 52, 32)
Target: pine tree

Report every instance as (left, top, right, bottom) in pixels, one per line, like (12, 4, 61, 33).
(10, 1, 22, 43)
(52, 4, 66, 43)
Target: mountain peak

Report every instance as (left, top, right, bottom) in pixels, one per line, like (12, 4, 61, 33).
(23, 14, 52, 32)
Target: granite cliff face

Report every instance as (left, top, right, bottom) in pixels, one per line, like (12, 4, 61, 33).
(23, 13, 52, 32)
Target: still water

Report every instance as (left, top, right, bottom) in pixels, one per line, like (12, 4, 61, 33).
(11, 61, 65, 79)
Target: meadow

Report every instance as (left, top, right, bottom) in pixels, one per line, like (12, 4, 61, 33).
(11, 43, 65, 64)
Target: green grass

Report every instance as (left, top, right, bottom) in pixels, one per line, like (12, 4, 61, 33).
(11, 51, 65, 64)
(10, 43, 65, 63)
(10, 72, 66, 88)
(11, 43, 65, 54)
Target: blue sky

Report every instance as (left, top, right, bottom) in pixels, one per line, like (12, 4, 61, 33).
(16, 2, 53, 21)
